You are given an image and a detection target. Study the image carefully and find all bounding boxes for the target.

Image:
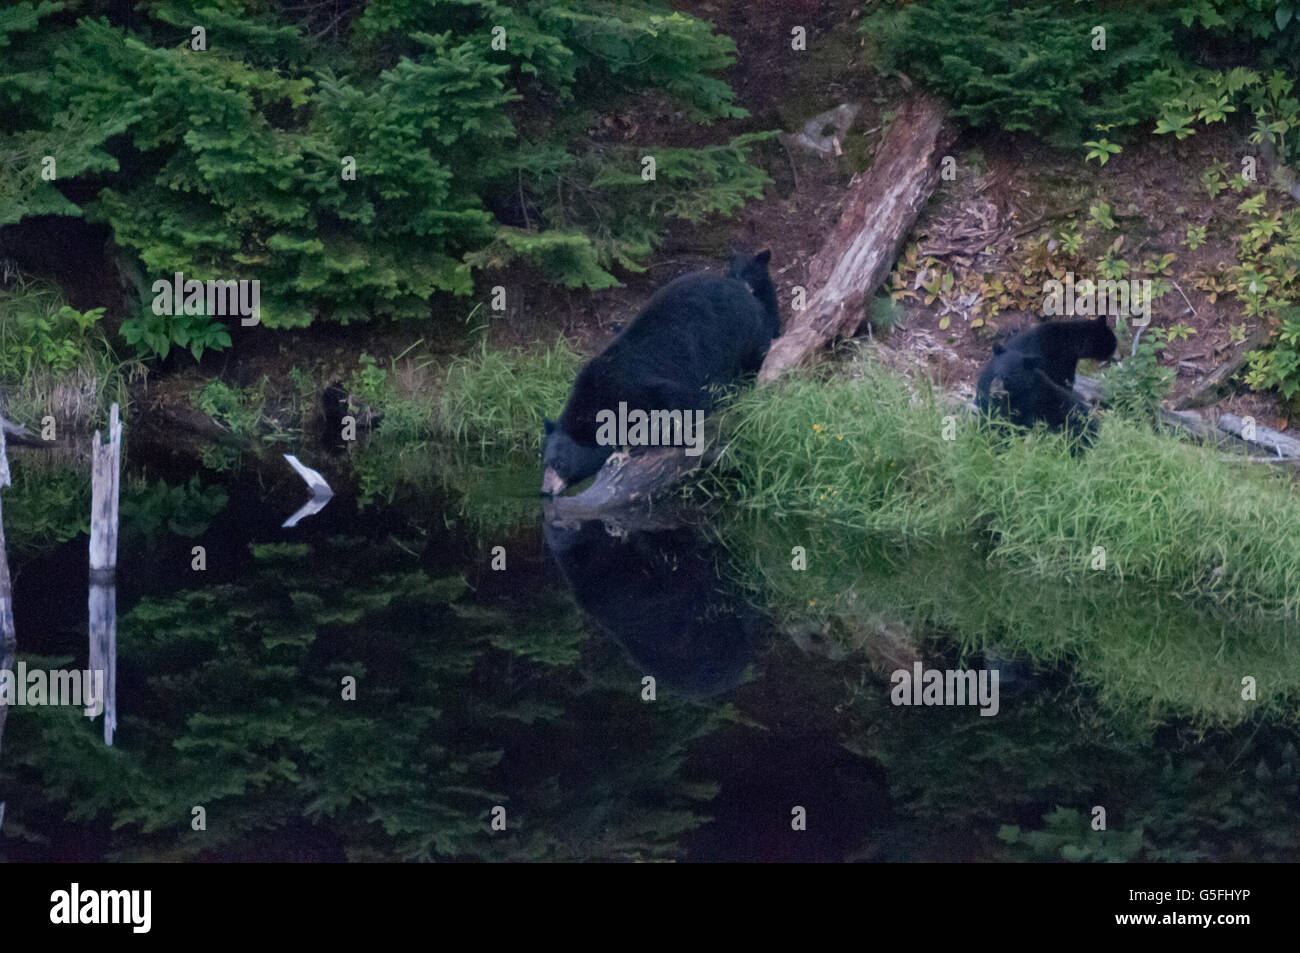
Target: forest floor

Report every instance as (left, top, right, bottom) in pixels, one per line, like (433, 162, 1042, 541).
(116, 0, 1292, 436)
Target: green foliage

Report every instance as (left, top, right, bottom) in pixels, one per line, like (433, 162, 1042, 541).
(438, 338, 581, 451)
(1177, 1, 1300, 66)
(1083, 124, 1123, 165)
(1088, 201, 1117, 231)
(1245, 305, 1300, 401)
(1156, 67, 1300, 164)
(194, 379, 266, 438)
(1102, 320, 1193, 421)
(0, 0, 764, 342)
(1000, 807, 1144, 862)
(119, 309, 231, 362)
(1183, 224, 1208, 249)
(0, 271, 129, 426)
(866, 0, 1181, 150)
(344, 350, 433, 442)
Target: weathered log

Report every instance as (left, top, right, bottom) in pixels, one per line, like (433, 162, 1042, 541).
(546, 446, 721, 521)
(1074, 375, 1300, 460)
(1217, 413, 1300, 458)
(88, 404, 121, 744)
(89, 403, 122, 580)
(551, 94, 954, 514)
(759, 93, 954, 383)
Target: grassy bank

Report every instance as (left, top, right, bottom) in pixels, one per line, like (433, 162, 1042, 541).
(709, 367, 1300, 623)
(436, 339, 581, 452)
(0, 275, 132, 432)
(432, 345, 1300, 622)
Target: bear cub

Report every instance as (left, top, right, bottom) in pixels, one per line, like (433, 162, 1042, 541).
(976, 318, 1117, 442)
(543, 250, 780, 495)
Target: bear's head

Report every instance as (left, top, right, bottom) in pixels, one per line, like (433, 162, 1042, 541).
(729, 248, 772, 290)
(541, 419, 611, 495)
(728, 249, 779, 333)
(1085, 319, 1119, 362)
(987, 354, 1043, 416)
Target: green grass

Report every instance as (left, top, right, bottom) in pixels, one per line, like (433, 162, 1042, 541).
(708, 366, 1300, 623)
(0, 274, 131, 430)
(437, 338, 581, 452)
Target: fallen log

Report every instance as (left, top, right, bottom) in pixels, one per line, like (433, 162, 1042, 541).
(549, 93, 954, 516)
(759, 93, 954, 382)
(547, 446, 721, 520)
(1071, 375, 1300, 460)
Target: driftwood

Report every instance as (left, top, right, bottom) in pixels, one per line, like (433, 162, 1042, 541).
(550, 93, 954, 515)
(547, 446, 720, 521)
(1075, 374, 1300, 461)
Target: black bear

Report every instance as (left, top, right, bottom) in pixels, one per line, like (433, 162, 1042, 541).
(729, 249, 781, 339)
(975, 318, 1117, 442)
(542, 251, 779, 495)
(993, 318, 1117, 389)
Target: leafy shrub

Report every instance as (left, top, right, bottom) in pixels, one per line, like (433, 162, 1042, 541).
(0, 276, 107, 379)
(865, 0, 1181, 150)
(1102, 320, 1195, 422)
(0, 0, 766, 346)
(119, 309, 232, 362)
(0, 272, 128, 426)
(194, 379, 266, 438)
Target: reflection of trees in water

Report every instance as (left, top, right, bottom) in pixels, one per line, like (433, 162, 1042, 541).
(0, 531, 725, 861)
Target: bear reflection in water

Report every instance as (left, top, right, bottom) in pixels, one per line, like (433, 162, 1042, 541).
(543, 515, 762, 698)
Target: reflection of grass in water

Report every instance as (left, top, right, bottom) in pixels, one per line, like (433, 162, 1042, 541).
(723, 514, 1300, 728)
(1, 456, 89, 553)
(712, 366, 1300, 623)
(352, 438, 539, 539)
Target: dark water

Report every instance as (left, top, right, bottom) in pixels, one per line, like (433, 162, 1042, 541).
(1, 435, 1297, 862)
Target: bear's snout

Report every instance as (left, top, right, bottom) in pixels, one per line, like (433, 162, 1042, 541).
(541, 467, 567, 496)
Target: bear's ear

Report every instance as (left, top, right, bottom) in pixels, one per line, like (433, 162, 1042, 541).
(754, 249, 771, 268)
(543, 417, 555, 434)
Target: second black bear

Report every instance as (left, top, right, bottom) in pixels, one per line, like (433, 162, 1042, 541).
(976, 318, 1117, 441)
(542, 251, 779, 495)
(994, 318, 1117, 389)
